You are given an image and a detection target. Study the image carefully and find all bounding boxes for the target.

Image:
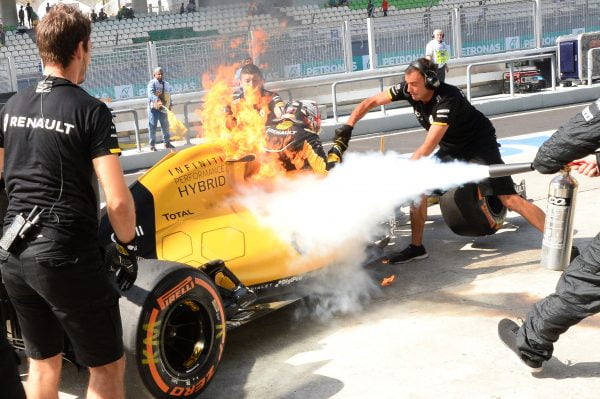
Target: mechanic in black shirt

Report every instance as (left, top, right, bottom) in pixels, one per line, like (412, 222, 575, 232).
(498, 99, 600, 371)
(0, 5, 137, 398)
(337, 58, 545, 263)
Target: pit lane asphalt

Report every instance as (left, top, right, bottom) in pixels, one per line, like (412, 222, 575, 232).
(22, 101, 600, 398)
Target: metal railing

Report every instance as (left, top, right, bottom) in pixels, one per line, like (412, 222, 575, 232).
(466, 54, 556, 102)
(331, 71, 405, 122)
(588, 47, 600, 86)
(112, 109, 142, 151)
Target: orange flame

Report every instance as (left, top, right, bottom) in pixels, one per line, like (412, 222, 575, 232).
(380, 275, 396, 286)
(199, 64, 287, 180)
(250, 29, 268, 59)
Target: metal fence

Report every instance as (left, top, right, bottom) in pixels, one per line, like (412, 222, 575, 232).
(370, 10, 454, 68)
(4, 0, 600, 98)
(460, 2, 536, 56)
(155, 32, 249, 93)
(541, 0, 600, 46)
(257, 24, 347, 80)
(82, 43, 152, 101)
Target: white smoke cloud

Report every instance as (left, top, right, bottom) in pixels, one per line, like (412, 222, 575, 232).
(236, 152, 489, 319)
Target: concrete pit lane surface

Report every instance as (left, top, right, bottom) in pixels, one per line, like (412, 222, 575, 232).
(18, 103, 600, 398)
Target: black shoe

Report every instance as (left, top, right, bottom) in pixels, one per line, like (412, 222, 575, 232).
(497, 318, 543, 371)
(165, 143, 175, 149)
(387, 244, 428, 264)
(150, 146, 157, 152)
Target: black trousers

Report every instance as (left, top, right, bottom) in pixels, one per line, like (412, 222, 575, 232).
(517, 232, 600, 363)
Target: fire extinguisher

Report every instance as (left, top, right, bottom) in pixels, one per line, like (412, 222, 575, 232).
(541, 166, 578, 271)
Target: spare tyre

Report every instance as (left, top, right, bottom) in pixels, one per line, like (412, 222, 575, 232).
(120, 260, 226, 398)
(439, 183, 507, 237)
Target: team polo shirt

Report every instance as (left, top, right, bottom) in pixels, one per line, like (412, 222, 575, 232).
(387, 81, 498, 155)
(0, 77, 121, 246)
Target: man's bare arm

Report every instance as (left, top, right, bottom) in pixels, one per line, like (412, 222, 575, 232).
(346, 91, 392, 126)
(410, 124, 449, 160)
(93, 154, 136, 243)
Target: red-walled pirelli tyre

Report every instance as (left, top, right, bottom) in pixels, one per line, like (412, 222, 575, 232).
(439, 183, 507, 237)
(119, 260, 226, 399)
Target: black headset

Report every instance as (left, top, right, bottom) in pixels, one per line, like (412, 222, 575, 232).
(407, 59, 440, 90)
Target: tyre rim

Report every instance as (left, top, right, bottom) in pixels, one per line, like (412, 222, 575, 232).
(160, 297, 214, 376)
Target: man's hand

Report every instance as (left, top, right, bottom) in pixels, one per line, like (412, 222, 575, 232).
(110, 238, 138, 291)
(153, 98, 163, 110)
(327, 124, 353, 164)
(572, 155, 600, 177)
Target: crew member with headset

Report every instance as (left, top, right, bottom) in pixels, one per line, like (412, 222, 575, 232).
(498, 99, 600, 371)
(335, 57, 545, 263)
(0, 5, 137, 398)
(264, 100, 345, 174)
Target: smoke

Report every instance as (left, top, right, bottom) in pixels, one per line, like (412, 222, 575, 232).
(236, 152, 489, 320)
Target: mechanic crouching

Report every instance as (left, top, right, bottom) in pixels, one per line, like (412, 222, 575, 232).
(264, 100, 348, 173)
(498, 99, 600, 371)
(339, 57, 545, 263)
(0, 5, 138, 398)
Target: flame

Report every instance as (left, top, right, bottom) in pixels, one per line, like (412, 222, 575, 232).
(250, 29, 268, 59)
(166, 109, 188, 141)
(199, 64, 287, 180)
(380, 275, 396, 286)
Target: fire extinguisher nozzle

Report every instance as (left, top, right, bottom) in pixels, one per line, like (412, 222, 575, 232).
(487, 162, 534, 178)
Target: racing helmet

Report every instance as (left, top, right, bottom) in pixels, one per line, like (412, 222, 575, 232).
(280, 100, 321, 133)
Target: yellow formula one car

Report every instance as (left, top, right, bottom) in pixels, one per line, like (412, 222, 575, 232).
(93, 142, 369, 398)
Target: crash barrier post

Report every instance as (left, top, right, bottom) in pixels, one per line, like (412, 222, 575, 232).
(466, 53, 556, 102)
(587, 47, 600, 86)
(112, 109, 142, 152)
(183, 100, 203, 144)
(331, 71, 405, 122)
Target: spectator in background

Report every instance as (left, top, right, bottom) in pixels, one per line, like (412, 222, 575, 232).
(18, 6, 25, 26)
(425, 29, 450, 83)
(45, 2, 51, 13)
(248, 1, 257, 16)
(367, 0, 375, 17)
(186, 0, 196, 13)
(25, 2, 33, 28)
(180, 2, 185, 13)
(90, 9, 98, 22)
(147, 67, 175, 151)
(98, 8, 107, 21)
(0, 24, 5, 46)
(31, 11, 39, 29)
(381, 0, 388, 16)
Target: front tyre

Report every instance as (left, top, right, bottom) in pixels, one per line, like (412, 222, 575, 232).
(120, 260, 226, 398)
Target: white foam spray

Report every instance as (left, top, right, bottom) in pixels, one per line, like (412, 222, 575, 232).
(236, 152, 490, 320)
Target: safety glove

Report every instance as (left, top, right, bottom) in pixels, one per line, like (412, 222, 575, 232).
(111, 238, 138, 291)
(327, 124, 353, 166)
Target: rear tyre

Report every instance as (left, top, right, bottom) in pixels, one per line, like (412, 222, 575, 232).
(439, 183, 506, 237)
(120, 260, 226, 398)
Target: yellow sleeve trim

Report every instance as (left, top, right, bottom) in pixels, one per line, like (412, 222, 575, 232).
(110, 148, 122, 154)
(431, 122, 448, 126)
(386, 89, 393, 101)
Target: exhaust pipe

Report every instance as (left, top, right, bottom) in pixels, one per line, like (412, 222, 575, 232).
(488, 162, 534, 178)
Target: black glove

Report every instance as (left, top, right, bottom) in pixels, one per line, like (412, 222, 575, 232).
(110, 238, 138, 291)
(327, 124, 353, 165)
